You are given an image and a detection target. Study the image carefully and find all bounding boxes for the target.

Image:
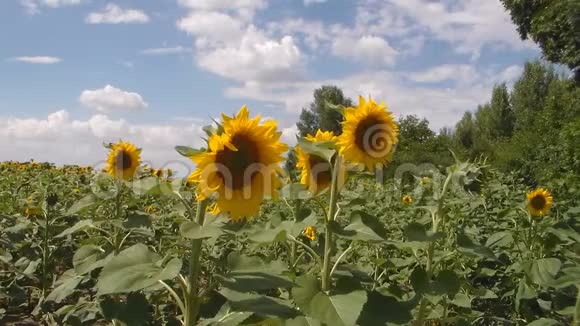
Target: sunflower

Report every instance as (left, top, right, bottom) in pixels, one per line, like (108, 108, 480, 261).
(420, 176, 431, 186)
(145, 204, 155, 214)
(295, 130, 345, 193)
(304, 226, 317, 241)
(105, 141, 141, 180)
(526, 188, 553, 216)
(152, 169, 163, 178)
(187, 106, 288, 221)
(24, 207, 40, 217)
(337, 96, 398, 171)
(402, 195, 413, 205)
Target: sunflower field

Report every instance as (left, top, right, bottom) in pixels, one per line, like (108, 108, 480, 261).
(1, 91, 579, 326)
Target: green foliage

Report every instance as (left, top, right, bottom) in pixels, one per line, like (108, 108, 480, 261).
(452, 61, 579, 190)
(296, 85, 353, 137)
(0, 153, 579, 325)
(388, 115, 454, 175)
(501, 0, 580, 77)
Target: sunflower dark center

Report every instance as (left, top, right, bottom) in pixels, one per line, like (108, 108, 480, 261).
(308, 155, 332, 187)
(115, 150, 132, 170)
(354, 116, 384, 153)
(530, 195, 546, 210)
(216, 133, 260, 190)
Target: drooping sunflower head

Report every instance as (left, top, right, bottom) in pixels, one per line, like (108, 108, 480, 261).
(295, 130, 344, 193)
(304, 226, 316, 241)
(188, 106, 288, 221)
(526, 188, 553, 216)
(337, 96, 398, 171)
(420, 176, 431, 187)
(402, 195, 413, 205)
(105, 141, 141, 180)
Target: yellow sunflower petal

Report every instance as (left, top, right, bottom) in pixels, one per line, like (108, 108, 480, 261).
(337, 96, 398, 171)
(105, 141, 141, 180)
(295, 129, 345, 194)
(526, 188, 553, 216)
(187, 106, 288, 221)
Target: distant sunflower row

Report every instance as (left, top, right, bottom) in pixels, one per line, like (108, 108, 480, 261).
(100, 96, 554, 220)
(0, 161, 94, 174)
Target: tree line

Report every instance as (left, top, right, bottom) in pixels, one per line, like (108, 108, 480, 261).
(288, 60, 579, 190)
(287, 0, 579, 190)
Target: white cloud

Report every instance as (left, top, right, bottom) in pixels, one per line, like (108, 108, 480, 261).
(407, 64, 479, 84)
(332, 35, 397, 66)
(177, 0, 266, 10)
(176, 0, 306, 84)
(265, 0, 534, 63)
(496, 65, 524, 84)
(85, 4, 149, 24)
(140, 46, 190, 55)
(20, 0, 84, 14)
(372, 0, 534, 56)
(223, 64, 523, 131)
(196, 26, 303, 82)
(304, 0, 327, 5)
(281, 125, 298, 146)
(0, 110, 207, 169)
(177, 0, 266, 18)
(177, 11, 244, 44)
(79, 85, 149, 113)
(266, 19, 330, 50)
(11, 56, 62, 64)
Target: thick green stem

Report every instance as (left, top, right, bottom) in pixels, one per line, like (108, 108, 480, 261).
(289, 236, 322, 267)
(290, 242, 297, 267)
(184, 199, 209, 326)
(415, 234, 436, 326)
(321, 156, 341, 291)
(415, 174, 452, 325)
(290, 200, 301, 267)
(41, 210, 50, 297)
(441, 297, 448, 326)
(113, 181, 122, 255)
(573, 285, 580, 326)
(321, 224, 333, 291)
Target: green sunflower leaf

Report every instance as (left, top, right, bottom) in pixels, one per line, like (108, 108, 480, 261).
(96, 244, 182, 295)
(175, 145, 204, 158)
(297, 138, 336, 163)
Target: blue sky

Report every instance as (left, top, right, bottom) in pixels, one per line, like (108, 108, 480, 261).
(0, 0, 540, 169)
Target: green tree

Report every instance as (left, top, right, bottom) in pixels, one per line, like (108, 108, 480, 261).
(454, 111, 475, 149)
(296, 85, 353, 137)
(389, 115, 453, 171)
(397, 115, 435, 147)
(511, 61, 556, 131)
(501, 0, 580, 81)
(472, 104, 496, 157)
(284, 148, 299, 183)
(489, 83, 515, 139)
